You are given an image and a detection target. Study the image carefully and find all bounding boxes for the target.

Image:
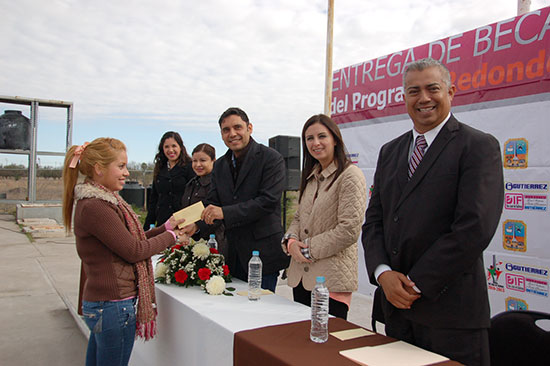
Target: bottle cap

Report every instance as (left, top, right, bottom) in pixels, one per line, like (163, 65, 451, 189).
(252, 250, 259, 256)
(149, 224, 154, 229)
(210, 234, 215, 239)
(316, 276, 325, 283)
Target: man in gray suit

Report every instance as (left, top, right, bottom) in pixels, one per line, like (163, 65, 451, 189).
(362, 58, 503, 366)
(190, 107, 289, 291)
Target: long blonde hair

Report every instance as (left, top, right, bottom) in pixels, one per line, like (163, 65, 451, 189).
(62, 137, 127, 231)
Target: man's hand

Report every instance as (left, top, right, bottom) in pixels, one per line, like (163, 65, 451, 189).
(202, 205, 224, 225)
(287, 239, 312, 264)
(378, 271, 421, 309)
(181, 223, 198, 237)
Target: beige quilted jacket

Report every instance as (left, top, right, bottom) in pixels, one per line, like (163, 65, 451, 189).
(284, 162, 367, 292)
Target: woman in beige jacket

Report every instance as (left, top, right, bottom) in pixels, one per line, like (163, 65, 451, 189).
(282, 114, 367, 319)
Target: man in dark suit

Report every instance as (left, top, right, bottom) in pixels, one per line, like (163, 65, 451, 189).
(362, 58, 503, 366)
(194, 107, 289, 291)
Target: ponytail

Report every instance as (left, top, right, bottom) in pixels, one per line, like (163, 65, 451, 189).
(62, 146, 80, 231)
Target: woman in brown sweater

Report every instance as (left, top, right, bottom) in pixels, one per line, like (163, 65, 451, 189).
(62, 137, 184, 366)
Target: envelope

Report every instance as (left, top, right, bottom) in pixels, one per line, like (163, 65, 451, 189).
(172, 201, 205, 228)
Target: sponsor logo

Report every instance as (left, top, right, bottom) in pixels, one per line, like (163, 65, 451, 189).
(505, 182, 548, 192)
(503, 220, 526, 252)
(487, 255, 505, 292)
(505, 273, 525, 292)
(506, 296, 528, 311)
(525, 277, 549, 297)
(505, 263, 549, 277)
(503, 138, 528, 169)
(503, 183, 549, 212)
(347, 152, 359, 164)
(505, 193, 524, 210)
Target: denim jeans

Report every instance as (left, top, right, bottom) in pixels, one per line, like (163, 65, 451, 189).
(82, 298, 137, 366)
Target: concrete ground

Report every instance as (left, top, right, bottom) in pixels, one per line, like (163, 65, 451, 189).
(0, 213, 374, 366)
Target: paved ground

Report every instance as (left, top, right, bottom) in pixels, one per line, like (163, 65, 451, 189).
(0, 213, 374, 366)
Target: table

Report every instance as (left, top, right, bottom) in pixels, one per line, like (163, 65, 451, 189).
(234, 317, 463, 366)
(129, 278, 312, 366)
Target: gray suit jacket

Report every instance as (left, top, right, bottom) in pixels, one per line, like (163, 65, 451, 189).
(362, 115, 504, 328)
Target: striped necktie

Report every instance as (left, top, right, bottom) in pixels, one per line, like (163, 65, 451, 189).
(408, 135, 427, 179)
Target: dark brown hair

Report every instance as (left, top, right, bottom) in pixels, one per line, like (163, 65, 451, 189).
(299, 114, 350, 202)
(192, 143, 216, 160)
(153, 131, 191, 178)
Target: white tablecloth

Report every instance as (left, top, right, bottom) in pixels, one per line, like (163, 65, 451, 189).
(130, 279, 311, 366)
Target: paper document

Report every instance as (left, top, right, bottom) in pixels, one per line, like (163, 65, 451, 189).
(173, 201, 205, 228)
(236, 289, 273, 296)
(339, 340, 449, 366)
(330, 328, 374, 341)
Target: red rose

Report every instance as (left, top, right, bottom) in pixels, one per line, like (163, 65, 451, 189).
(198, 268, 212, 281)
(209, 248, 219, 254)
(171, 244, 183, 252)
(160, 258, 165, 262)
(223, 265, 230, 276)
(175, 270, 188, 284)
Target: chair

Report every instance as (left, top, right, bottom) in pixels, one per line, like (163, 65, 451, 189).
(489, 310, 550, 365)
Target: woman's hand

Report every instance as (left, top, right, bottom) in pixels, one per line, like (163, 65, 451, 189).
(175, 229, 190, 246)
(288, 239, 312, 263)
(166, 216, 186, 230)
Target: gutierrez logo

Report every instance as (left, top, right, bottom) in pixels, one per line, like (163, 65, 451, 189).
(505, 296, 528, 311)
(503, 220, 526, 252)
(503, 138, 528, 169)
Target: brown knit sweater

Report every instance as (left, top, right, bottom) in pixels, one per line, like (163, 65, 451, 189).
(74, 183, 174, 308)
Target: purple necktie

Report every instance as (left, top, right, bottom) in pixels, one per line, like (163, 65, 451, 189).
(408, 135, 427, 179)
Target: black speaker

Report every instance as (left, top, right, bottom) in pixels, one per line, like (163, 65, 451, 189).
(269, 135, 301, 191)
(269, 135, 300, 158)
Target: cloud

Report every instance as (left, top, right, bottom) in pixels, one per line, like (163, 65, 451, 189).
(1, 0, 548, 163)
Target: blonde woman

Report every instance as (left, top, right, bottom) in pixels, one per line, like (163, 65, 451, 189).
(62, 137, 184, 366)
(282, 114, 367, 319)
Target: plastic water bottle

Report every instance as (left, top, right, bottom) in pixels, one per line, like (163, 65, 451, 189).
(310, 276, 329, 343)
(248, 250, 262, 301)
(207, 234, 218, 250)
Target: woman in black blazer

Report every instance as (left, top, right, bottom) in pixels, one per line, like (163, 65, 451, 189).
(182, 143, 227, 257)
(144, 131, 194, 230)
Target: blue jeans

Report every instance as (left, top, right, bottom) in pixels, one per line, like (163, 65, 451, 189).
(82, 298, 137, 366)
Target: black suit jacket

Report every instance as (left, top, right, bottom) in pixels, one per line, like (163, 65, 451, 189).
(201, 139, 290, 276)
(362, 115, 504, 328)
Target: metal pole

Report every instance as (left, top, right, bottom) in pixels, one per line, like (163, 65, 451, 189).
(66, 103, 73, 149)
(28, 101, 39, 202)
(518, 0, 531, 15)
(324, 0, 335, 116)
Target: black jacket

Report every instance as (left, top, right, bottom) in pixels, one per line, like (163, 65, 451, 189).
(182, 174, 227, 257)
(144, 162, 194, 230)
(200, 139, 290, 277)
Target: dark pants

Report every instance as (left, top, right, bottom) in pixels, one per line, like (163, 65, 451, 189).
(292, 281, 349, 320)
(384, 310, 489, 366)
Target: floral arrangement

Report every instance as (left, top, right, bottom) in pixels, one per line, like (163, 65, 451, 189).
(154, 238, 234, 295)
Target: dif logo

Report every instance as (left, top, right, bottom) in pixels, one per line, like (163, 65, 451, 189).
(505, 273, 525, 292)
(503, 138, 528, 169)
(505, 193, 524, 210)
(506, 296, 528, 311)
(503, 220, 526, 252)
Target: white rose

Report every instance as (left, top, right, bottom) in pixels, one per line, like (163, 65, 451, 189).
(154, 262, 168, 278)
(192, 243, 210, 260)
(205, 275, 225, 295)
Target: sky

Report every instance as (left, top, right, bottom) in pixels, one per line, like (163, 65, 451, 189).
(1, 0, 549, 167)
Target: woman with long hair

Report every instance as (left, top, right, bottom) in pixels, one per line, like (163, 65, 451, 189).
(63, 137, 184, 366)
(144, 131, 194, 230)
(181, 143, 227, 257)
(281, 114, 367, 319)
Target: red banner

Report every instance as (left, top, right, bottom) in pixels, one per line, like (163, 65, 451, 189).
(332, 7, 550, 124)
